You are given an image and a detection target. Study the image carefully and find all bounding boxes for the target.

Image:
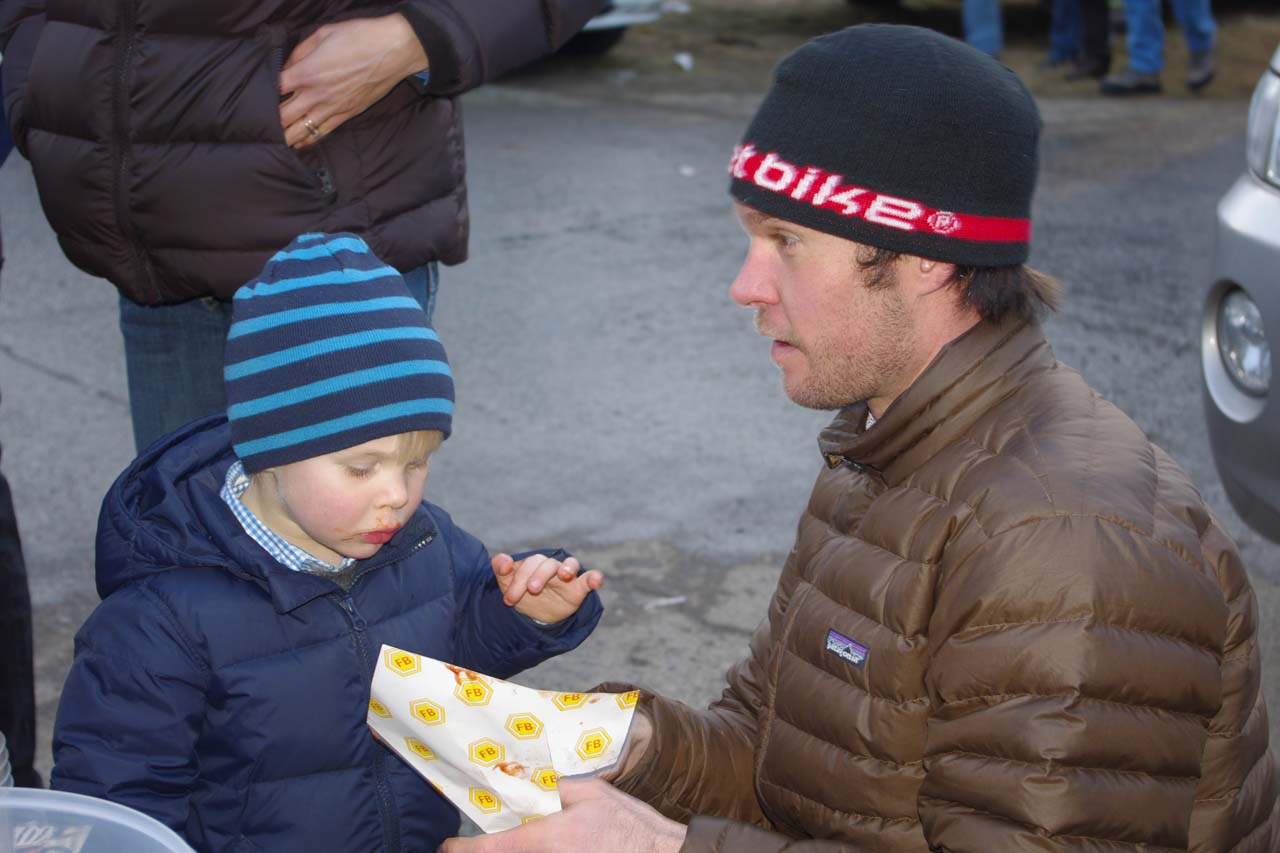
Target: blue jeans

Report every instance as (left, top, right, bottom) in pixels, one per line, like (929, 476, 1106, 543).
(119, 261, 439, 454)
(963, 0, 1002, 57)
(1049, 0, 1083, 62)
(1124, 0, 1216, 73)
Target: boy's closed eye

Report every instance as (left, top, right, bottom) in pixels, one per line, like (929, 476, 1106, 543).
(343, 456, 429, 479)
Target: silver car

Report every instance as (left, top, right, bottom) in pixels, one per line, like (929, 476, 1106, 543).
(1201, 43, 1280, 542)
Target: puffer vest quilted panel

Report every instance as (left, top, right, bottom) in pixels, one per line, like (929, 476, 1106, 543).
(751, 456, 953, 851)
(16, 0, 465, 303)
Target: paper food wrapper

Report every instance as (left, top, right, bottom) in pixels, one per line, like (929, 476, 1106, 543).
(368, 645, 637, 833)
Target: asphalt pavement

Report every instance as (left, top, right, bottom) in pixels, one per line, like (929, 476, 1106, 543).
(1, 62, 1276, 790)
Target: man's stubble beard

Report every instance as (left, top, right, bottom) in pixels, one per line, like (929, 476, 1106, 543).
(782, 283, 915, 412)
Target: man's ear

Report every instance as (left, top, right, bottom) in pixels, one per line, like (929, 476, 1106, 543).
(903, 255, 957, 298)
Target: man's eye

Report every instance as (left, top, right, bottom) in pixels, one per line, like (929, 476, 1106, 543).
(773, 233, 798, 249)
(346, 467, 373, 479)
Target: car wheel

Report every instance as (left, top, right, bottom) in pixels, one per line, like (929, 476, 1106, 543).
(561, 27, 628, 55)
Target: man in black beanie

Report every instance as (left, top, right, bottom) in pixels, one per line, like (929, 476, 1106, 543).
(444, 24, 1276, 853)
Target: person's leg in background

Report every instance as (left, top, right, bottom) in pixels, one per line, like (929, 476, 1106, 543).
(1101, 0, 1164, 94)
(1068, 0, 1113, 79)
(1170, 0, 1216, 89)
(1047, 0, 1083, 66)
(0, 95, 41, 789)
(0, 432, 38, 788)
(400, 261, 440, 322)
(118, 295, 234, 454)
(963, 0, 1004, 58)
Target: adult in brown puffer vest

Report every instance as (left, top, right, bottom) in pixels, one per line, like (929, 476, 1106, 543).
(0, 0, 603, 450)
(439, 25, 1277, 853)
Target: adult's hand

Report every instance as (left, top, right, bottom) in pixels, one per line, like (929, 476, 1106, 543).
(279, 13, 427, 149)
(438, 777, 686, 853)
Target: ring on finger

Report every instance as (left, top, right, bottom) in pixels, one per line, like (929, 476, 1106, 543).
(303, 117, 322, 139)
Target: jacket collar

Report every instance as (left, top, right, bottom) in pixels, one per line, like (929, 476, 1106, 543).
(817, 318, 1057, 486)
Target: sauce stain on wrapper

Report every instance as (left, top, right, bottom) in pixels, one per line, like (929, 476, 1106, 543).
(495, 761, 529, 779)
(444, 664, 482, 684)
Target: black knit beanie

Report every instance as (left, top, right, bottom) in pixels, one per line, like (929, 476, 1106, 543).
(729, 24, 1041, 267)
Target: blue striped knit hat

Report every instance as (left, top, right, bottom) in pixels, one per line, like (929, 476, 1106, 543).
(224, 232, 454, 473)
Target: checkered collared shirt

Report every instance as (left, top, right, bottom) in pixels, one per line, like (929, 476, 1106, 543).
(220, 460, 354, 574)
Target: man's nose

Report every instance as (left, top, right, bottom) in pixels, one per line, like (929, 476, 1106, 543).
(730, 251, 774, 308)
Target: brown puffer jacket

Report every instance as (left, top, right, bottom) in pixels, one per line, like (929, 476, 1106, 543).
(614, 318, 1277, 851)
(0, 0, 602, 304)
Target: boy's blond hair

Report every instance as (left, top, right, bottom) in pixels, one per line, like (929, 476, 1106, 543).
(251, 430, 444, 479)
(396, 429, 444, 463)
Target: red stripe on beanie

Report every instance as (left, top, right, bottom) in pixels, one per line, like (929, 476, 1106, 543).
(729, 144, 1031, 244)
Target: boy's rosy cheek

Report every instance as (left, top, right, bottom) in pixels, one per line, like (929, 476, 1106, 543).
(303, 497, 363, 531)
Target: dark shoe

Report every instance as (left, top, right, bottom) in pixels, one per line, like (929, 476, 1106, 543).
(1100, 69, 1162, 95)
(1065, 54, 1111, 81)
(1187, 49, 1216, 91)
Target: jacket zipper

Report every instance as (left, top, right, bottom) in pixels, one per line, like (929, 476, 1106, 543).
(316, 164, 336, 196)
(112, 0, 155, 301)
(339, 594, 400, 853)
(270, 31, 337, 199)
(334, 531, 433, 853)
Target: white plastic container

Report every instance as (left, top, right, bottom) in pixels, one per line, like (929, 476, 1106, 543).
(1, 787, 195, 852)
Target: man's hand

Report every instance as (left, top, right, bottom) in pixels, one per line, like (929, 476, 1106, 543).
(491, 553, 604, 624)
(279, 13, 427, 149)
(439, 777, 686, 853)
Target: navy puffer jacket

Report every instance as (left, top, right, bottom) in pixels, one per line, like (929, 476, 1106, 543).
(51, 416, 602, 852)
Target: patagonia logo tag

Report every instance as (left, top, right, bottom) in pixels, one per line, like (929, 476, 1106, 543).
(826, 629, 868, 668)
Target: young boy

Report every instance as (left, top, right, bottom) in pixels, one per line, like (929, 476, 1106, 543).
(50, 233, 604, 852)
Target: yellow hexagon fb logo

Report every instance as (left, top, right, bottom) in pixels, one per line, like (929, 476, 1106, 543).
(469, 787, 501, 814)
(575, 728, 612, 761)
(616, 690, 640, 710)
(468, 737, 505, 767)
(553, 692, 588, 711)
(405, 737, 437, 761)
(368, 698, 392, 718)
(384, 649, 421, 676)
(532, 767, 558, 791)
(410, 698, 445, 726)
(504, 713, 544, 740)
(455, 678, 493, 707)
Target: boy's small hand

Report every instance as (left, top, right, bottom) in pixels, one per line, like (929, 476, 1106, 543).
(491, 553, 604, 625)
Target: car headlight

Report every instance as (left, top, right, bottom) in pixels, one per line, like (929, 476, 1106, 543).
(1246, 61, 1280, 187)
(1217, 288, 1272, 396)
